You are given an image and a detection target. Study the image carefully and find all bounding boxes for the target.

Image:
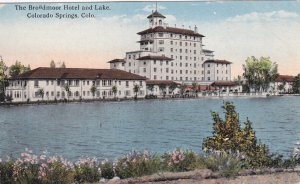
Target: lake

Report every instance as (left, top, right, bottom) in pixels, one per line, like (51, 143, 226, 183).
(0, 96, 300, 160)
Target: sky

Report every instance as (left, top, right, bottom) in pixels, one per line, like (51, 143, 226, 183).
(0, 1, 300, 78)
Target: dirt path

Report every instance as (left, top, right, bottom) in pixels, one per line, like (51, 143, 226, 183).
(105, 170, 300, 184)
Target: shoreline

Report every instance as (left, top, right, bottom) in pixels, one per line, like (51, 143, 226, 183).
(0, 93, 299, 107)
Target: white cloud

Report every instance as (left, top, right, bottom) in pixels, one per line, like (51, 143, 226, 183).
(227, 10, 298, 22)
(142, 4, 166, 12)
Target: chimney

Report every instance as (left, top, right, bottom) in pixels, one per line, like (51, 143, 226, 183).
(194, 25, 198, 33)
(175, 24, 176, 28)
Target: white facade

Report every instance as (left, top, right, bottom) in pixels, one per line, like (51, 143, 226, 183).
(203, 60, 232, 82)
(109, 10, 232, 84)
(5, 68, 146, 102)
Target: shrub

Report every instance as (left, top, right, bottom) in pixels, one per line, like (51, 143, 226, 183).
(0, 160, 14, 184)
(203, 101, 277, 168)
(204, 151, 242, 178)
(100, 161, 114, 179)
(74, 157, 100, 183)
(162, 149, 205, 172)
(114, 151, 160, 179)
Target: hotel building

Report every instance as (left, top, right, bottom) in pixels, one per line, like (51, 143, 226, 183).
(109, 10, 232, 84)
(5, 67, 146, 102)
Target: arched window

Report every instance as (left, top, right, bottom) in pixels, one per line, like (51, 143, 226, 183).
(159, 20, 162, 25)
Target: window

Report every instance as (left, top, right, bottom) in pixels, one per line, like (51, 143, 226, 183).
(158, 33, 163, 37)
(217, 70, 219, 74)
(179, 49, 182, 53)
(166, 76, 169, 80)
(154, 68, 157, 72)
(207, 70, 210, 74)
(226, 70, 228, 74)
(185, 56, 188, 60)
(119, 81, 121, 85)
(126, 81, 129, 87)
(194, 43, 196, 47)
(180, 70, 182, 74)
(185, 36, 187, 39)
(185, 49, 188, 53)
(194, 50, 196, 54)
(159, 40, 164, 44)
(185, 63, 188, 67)
(46, 80, 49, 85)
(158, 47, 164, 52)
(170, 34, 173, 37)
(170, 48, 173, 52)
(87, 81, 90, 85)
(143, 68, 146, 72)
(153, 60, 156, 64)
(129, 62, 131, 67)
(208, 64, 210, 67)
(179, 42, 182, 46)
(180, 63, 182, 67)
(128, 55, 131, 59)
(186, 70, 188, 74)
(179, 35, 182, 39)
(208, 77, 210, 81)
(180, 56, 182, 60)
(140, 81, 143, 86)
(57, 91, 60, 97)
(171, 55, 173, 59)
(154, 75, 157, 79)
(166, 68, 169, 73)
(159, 20, 162, 25)
(34, 80, 39, 87)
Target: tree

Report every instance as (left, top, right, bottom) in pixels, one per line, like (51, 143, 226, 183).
(112, 85, 117, 99)
(179, 83, 187, 96)
(158, 83, 167, 98)
(192, 82, 198, 96)
(9, 61, 31, 78)
(243, 56, 278, 92)
(277, 84, 285, 93)
(133, 84, 140, 99)
(90, 85, 97, 99)
(147, 84, 155, 95)
(203, 102, 274, 167)
(50, 60, 56, 68)
(168, 82, 178, 94)
(64, 84, 71, 100)
(37, 88, 44, 100)
(292, 74, 300, 94)
(61, 62, 66, 68)
(0, 56, 8, 102)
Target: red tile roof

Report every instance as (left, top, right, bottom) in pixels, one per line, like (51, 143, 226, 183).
(11, 67, 146, 80)
(275, 75, 295, 82)
(137, 26, 204, 37)
(147, 11, 166, 18)
(107, 59, 125, 63)
(211, 81, 238, 86)
(137, 55, 173, 61)
(204, 59, 232, 65)
(146, 80, 180, 85)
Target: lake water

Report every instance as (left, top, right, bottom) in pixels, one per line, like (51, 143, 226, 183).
(0, 96, 300, 160)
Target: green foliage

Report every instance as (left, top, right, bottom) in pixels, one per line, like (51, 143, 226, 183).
(242, 56, 278, 92)
(147, 84, 154, 93)
(168, 82, 178, 94)
(74, 159, 100, 183)
(100, 161, 114, 179)
(0, 161, 14, 184)
(192, 82, 198, 94)
(37, 89, 44, 99)
(90, 85, 97, 98)
(292, 74, 300, 94)
(41, 161, 74, 184)
(162, 149, 206, 172)
(179, 84, 187, 95)
(112, 86, 117, 98)
(9, 61, 31, 78)
(158, 83, 167, 97)
(204, 152, 242, 178)
(114, 151, 160, 179)
(133, 84, 140, 99)
(203, 101, 275, 168)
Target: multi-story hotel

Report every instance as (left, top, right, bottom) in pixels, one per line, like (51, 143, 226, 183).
(5, 67, 147, 102)
(109, 10, 232, 84)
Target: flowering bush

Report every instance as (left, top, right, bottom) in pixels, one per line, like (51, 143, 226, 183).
(74, 157, 100, 183)
(162, 149, 205, 172)
(99, 160, 114, 179)
(114, 150, 160, 179)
